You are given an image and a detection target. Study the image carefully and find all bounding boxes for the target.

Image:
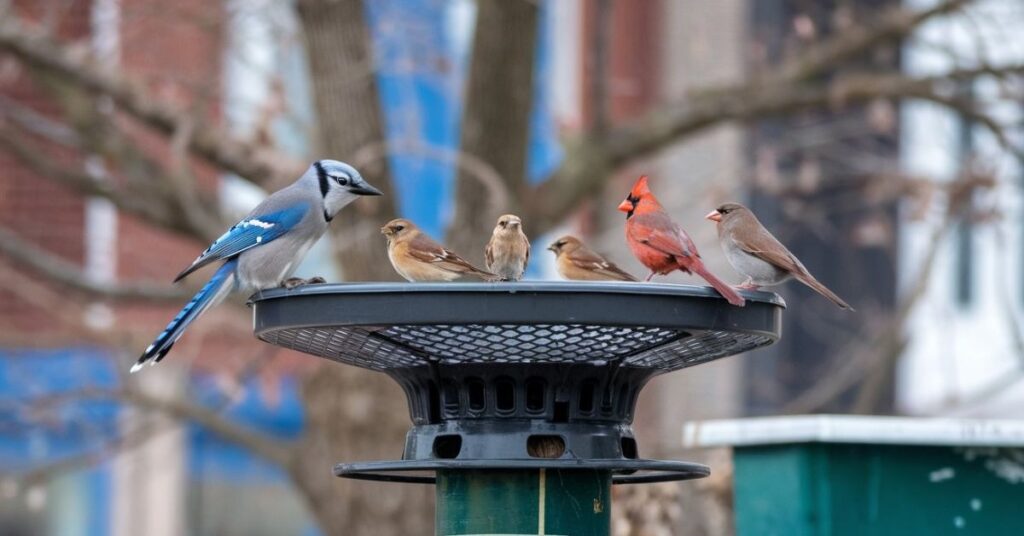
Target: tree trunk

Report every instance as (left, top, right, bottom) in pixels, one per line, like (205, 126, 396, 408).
(292, 1, 429, 534)
(297, 0, 398, 282)
(446, 0, 539, 254)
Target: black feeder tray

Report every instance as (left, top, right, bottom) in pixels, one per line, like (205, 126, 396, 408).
(250, 282, 783, 485)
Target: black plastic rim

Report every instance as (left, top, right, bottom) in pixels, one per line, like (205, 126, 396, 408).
(251, 281, 785, 331)
(335, 458, 710, 485)
(250, 282, 784, 374)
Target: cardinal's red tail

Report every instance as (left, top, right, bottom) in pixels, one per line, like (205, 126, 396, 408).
(691, 262, 745, 307)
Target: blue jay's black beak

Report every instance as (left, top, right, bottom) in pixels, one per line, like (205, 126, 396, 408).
(351, 182, 383, 196)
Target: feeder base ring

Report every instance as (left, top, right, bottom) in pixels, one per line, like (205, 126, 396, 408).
(335, 458, 709, 484)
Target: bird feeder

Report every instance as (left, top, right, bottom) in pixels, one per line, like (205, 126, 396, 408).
(251, 282, 783, 535)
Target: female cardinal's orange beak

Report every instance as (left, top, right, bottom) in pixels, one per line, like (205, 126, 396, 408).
(617, 200, 632, 213)
(705, 210, 722, 222)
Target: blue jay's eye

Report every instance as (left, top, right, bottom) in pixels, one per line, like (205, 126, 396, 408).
(334, 175, 349, 186)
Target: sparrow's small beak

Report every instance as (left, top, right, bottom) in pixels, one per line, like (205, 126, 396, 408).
(380, 226, 389, 235)
(352, 182, 384, 196)
(547, 244, 557, 252)
(617, 200, 632, 213)
(705, 210, 722, 222)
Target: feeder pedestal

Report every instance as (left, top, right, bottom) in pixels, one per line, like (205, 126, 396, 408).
(437, 469, 611, 534)
(251, 282, 783, 535)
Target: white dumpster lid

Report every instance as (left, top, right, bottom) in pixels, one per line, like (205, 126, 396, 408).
(682, 415, 1024, 448)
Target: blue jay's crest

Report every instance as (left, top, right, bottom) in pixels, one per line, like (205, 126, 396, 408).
(174, 204, 310, 282)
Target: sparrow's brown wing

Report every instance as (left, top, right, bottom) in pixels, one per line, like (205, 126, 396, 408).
(568, 247, 637, 281)
(408, 234, 493, 276)
(484, 236, 495, 271)
(521, 234, 530, 270)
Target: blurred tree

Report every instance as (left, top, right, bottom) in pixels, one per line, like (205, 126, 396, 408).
(0, 0, 1021, 534)
(446, 0, 538, 254)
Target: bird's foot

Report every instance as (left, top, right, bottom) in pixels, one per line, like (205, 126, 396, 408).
(644, 272, 656, 282)
(281, 278, 305, 289)
(735, 282, 760, 291)
(282, 276, 326, 289)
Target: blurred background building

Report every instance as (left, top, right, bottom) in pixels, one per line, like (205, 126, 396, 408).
(1, 0, 1021, 535)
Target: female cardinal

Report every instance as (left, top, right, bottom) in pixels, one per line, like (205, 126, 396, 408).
(618, 176, 745, 306)
(706, 202, 852, 310)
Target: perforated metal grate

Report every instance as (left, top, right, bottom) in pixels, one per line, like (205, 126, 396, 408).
(628, 330, 774, 371)
(259, 323, 775, 373)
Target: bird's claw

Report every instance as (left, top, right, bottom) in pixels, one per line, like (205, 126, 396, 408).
(282, 276, 326, 289)
(282, 278, 305, 289)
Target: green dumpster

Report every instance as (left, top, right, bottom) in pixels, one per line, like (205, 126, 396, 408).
(683, 415, 1024, 536)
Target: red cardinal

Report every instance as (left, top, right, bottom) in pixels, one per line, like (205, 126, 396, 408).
(618, 176, 745, 306)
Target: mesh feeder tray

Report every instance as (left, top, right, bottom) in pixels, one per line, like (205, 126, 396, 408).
(251, 282, 782, 486)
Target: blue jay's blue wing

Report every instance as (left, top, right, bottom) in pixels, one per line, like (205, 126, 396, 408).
(132, 259, 238, 372)
(174, 203, 309, 282)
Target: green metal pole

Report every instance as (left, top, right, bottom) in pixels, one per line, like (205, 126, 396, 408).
(436, 469, 611, 536)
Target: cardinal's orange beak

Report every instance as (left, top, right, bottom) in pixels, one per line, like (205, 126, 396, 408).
(705, 210, 722, 222)
(617, 200, 632, 213)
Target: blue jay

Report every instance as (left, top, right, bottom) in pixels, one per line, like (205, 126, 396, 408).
(132, 159, 382, 373)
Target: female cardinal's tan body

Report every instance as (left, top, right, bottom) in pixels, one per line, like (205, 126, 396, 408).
(706, 202, 852, 310)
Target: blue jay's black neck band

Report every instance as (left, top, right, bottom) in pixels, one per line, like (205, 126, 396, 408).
(314, 161, 333, 221)
(315, 161, 329, 198)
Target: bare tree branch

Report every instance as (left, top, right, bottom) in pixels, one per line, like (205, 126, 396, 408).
(13, 412, 173, 489)
(23, 386, 292, 468)
(773, 0, 973, 82)
(0, 1, 999, 244)
(528, 64, 1024, 232)
(350, 140, 510, 222)
(527, 0, 985, 233)
(0, 19, 303, 187)
(111, 387, 293, 467)
(0, 93, 80, 146)
(0, 227, 189, 302)
(0, 259, 151, 349)
(782, 171, 997, 414)
(0, 123, 218, 241)
(917, 220, 1024, 414)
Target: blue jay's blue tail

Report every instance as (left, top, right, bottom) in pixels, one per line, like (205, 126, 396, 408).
(132, 260, 238, 373)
